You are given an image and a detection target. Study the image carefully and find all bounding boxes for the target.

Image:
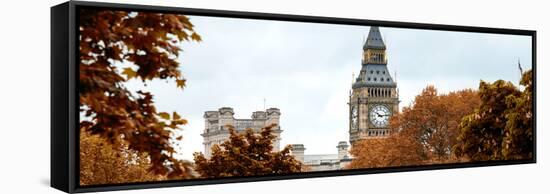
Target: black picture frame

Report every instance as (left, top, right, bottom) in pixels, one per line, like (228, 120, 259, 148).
(51, 1, 537, 193)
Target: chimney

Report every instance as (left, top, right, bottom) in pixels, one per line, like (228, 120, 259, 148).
(336, 141, 349, 160)
(290, 144, 305, 162)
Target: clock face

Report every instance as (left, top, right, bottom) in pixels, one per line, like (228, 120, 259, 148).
(351, 105, 358, 130)
(369, 105, 391, 127)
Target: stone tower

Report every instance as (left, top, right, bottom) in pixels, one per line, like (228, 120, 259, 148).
(202, 107, 282, 158)
(349, 26, 399, 145)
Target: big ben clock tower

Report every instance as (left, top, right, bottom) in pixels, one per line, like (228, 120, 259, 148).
(349, 26, 399, 145)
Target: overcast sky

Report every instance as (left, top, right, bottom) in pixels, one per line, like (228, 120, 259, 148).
(123, 15, 532, 160)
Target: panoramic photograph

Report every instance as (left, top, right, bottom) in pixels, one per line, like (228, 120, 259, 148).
(77, 9, 533, 186)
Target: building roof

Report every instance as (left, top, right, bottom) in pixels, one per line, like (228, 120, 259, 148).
(353, 26, 396, 89)
(363, 26, 386, 50)
(353, 64, 396, 88)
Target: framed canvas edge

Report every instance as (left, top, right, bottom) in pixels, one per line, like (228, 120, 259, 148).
(51, 1, 78, 193)
(50, 1, 537, 193)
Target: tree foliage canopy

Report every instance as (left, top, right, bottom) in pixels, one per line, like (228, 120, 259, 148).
(193, 124, 302, 178)
(78, 8, 201, 177)
(454, 70, 533, 161)
(348, 126, 425, 168)
(401, 86, 480, 160)
(349, 86, 479, 169)
(79, 129, 164, 185)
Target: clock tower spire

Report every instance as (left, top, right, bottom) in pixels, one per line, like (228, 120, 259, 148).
(349, 26, 399, 145)
(362, 26, 387, 64)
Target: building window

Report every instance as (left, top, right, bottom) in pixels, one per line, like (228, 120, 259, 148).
(383, 71, 386, 74)
(367, 77, 371, 81)
(370, 70, 373, 74)
(376, 70, 380, 74)
(380, 77, 383, 82)
(387, 78, 390, 82)
(374, 77, 377, 81)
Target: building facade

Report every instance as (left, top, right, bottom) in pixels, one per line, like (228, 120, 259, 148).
(290, 141, 351, 171)
(202, 107, 282, 158)
(349, 26, 400, 145)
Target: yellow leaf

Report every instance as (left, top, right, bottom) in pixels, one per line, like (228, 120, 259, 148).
(173, 112, 181, 120)
(122, 67, 137, 80)
(190, 32, 202, 42)
(176, 79, 186, 89)
(158, 112, 170, 120)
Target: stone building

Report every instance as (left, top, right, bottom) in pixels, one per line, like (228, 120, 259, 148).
(349, 26, 400, 145)
(290, 141, 352, 171)
(201, 107, 350, 171)
(201, 107, 282, 158)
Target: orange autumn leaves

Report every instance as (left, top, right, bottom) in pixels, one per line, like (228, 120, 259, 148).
(79, 129, 165, 185)
(349, 70, 533, 169)
(349, 86, 480, 169)
(193, 124, 302, 178)
(78, 7, 201, 182)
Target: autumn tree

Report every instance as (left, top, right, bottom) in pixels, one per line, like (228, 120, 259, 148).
(502, 70, 534, 160)
(398, 86, 480, 161)
(79, 129, 165, 185)
(348, 127, 425, 169)
(79, 8, 201, 178)
(455, 70, 533, 161)
(348, 86, 479, 169)
(193, 124, 302, 178)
